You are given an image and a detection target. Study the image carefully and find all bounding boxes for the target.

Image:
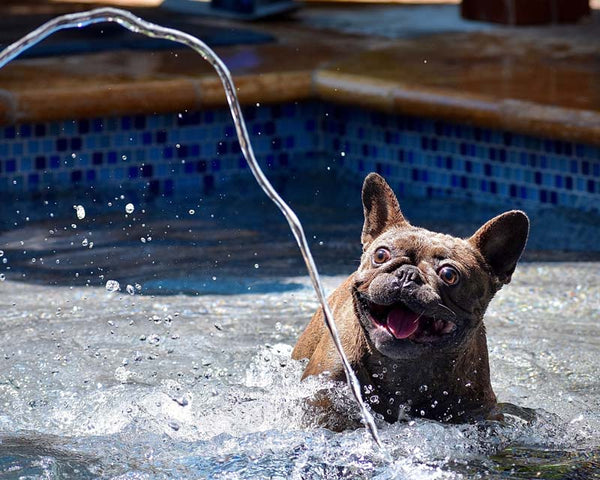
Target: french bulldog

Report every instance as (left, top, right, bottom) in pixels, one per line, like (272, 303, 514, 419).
(292, 173, 529, 424)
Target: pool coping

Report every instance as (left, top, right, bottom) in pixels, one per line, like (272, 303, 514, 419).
(1, 63, 598, 147)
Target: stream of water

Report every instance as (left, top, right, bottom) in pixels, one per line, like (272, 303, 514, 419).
(0, 7, 381, 447)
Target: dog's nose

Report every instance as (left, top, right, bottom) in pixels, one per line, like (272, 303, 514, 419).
(395, 264, 424, 287)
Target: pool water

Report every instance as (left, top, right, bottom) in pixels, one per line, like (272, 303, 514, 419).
(0, 184, 598, 479)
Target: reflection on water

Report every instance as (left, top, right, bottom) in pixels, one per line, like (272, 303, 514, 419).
(0, 191, 598, 478)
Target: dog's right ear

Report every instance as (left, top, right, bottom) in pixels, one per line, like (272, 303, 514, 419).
(361, 173, 409, 248)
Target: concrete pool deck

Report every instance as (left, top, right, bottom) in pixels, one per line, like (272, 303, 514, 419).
(0, 2, 598, 145)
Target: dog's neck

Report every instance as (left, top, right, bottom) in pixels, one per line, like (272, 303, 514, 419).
(355, 323, 496, 423)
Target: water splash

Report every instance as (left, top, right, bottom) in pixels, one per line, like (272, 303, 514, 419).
(0, 7, 382, 447)
(73, 204, 86, 220)
(105, 279, 121, 293)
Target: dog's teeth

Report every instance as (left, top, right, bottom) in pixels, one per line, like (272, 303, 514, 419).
(441, 322, 457, 334)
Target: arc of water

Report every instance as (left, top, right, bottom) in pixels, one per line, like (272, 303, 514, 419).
(0, 7, 383, 448)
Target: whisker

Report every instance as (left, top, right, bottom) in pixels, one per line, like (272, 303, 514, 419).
(436, 303, 456, 319)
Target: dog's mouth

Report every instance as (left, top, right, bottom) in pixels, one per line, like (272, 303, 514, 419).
(363, 300, 457, 343)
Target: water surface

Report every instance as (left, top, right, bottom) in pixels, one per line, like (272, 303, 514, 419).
(0, 196, 598, 478)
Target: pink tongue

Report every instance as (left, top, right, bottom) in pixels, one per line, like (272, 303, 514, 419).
(387, 307, 420, 339)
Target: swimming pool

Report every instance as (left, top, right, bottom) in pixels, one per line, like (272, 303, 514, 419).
(0, 8, 598, 477)
(0, 186, 598, 478)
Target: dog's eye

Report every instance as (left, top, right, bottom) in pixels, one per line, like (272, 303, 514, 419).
(438, 266, 460, 285)
(373, 248, 391, 265)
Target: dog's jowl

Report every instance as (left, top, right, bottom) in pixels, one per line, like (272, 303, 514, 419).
(292, 173, 529, 424)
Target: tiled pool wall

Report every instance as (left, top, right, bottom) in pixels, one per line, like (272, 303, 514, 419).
(0, 101, 599, 212)
(0, 102, 321, 204)
(320, 105, 600, 212)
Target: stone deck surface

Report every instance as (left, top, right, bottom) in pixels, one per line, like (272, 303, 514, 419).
(0, 2, 598, 144)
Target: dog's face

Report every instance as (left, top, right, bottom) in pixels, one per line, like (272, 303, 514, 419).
(353, 174, 529, 360)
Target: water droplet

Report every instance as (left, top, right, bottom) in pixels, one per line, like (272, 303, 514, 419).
(81, 238, 88, 247)
(73, 205, 85, 220)
(126, 285, 135, 295)
(254, 263, 259, 269)
(140, 237, 146, 243)
(0, 274, 5, 281)
(0, 250, 3, 257)
(135, 283, 142, 291)
(105, 280, 120, 292)
(188, 209, 195, 215)
(419, 384, 428, 393)
(125, 203, 135, 214)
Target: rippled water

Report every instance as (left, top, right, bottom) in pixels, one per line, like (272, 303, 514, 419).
(0, 192, 598, 479)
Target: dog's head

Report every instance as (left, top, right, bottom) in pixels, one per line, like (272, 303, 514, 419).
(354, 173, 529, 360)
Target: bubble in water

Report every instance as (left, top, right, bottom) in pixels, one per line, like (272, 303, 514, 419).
(135, 283, 142, 291)
(73, 205, 86, 220)
(188, 209, 195, 215)
(105, 280, 120, 292)
(0, 250, 3, 257)
(125, 203, 135, 214)
(126, 284, 135, 295)
(82, 238, 88, 247)
(0, 274, 5, 281)
(254, 264, 259, 269)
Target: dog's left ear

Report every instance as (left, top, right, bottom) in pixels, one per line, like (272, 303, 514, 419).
(361, 173, 409, 248)
(469, 210, 529, 285)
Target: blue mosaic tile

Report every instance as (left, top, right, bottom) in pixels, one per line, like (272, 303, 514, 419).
(0, 101, 598, 211)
